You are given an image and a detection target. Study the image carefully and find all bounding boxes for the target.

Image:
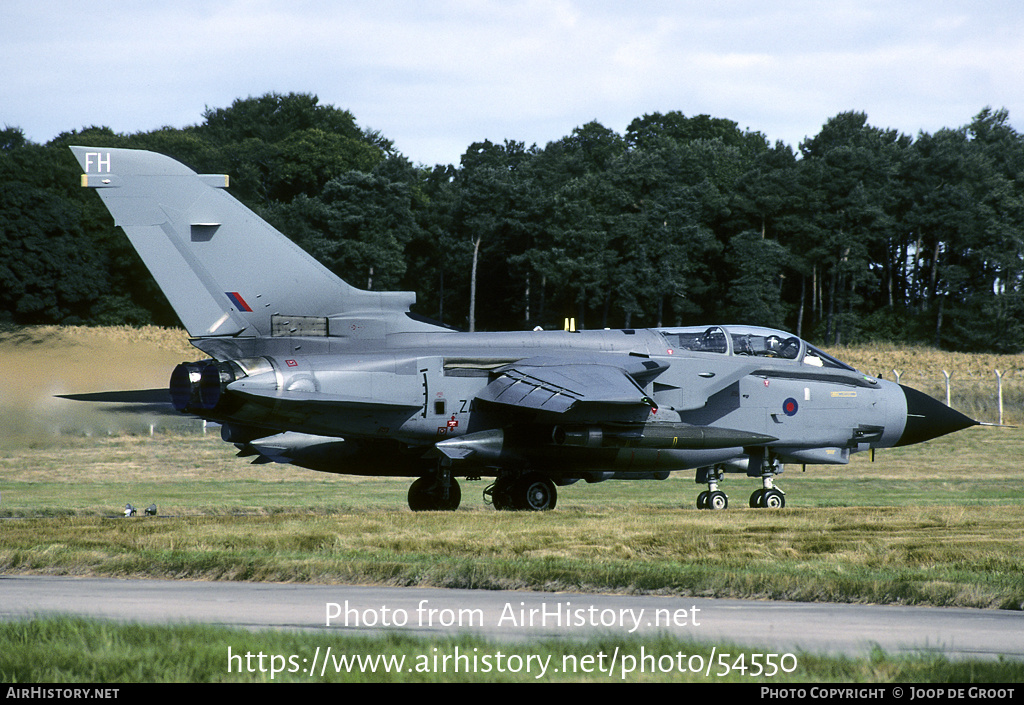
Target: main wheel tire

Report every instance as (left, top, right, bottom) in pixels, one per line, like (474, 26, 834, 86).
(762, 488, 785, 509)
(408, 476, 461, 511)
(512, 474, 557, 511)
(488, 479, 515, 511)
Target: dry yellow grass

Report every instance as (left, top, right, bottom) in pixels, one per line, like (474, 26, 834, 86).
(823, 343, 1024, 424)
(0, 325, 192, 397)
(0, 325, 196, 442)
(827, 342, 1024, 381)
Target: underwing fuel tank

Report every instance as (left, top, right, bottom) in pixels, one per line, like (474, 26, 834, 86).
(552, 424, 778, 450)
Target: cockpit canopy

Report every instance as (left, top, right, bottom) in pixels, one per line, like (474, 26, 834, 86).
(658, 325, 856, 371)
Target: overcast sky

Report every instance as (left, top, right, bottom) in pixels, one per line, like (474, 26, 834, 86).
(3, 1, 1023, 166)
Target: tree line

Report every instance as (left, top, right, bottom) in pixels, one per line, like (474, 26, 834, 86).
(2, 92, 1022, 352)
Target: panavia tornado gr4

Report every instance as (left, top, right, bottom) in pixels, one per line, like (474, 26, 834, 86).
(70, 146, 978, 511)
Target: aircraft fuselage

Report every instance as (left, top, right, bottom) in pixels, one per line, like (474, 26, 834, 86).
(175, 325, 920, 483)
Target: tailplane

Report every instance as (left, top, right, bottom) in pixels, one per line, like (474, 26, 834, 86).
(71, 146, 431, 340)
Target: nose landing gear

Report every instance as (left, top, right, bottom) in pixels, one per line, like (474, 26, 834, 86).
(695, 467, 728, 510)
(695, 457, 786, 510)
(750, 484, 786, 509)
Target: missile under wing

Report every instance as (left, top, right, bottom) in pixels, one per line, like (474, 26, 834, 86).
(70, 146, 978, 511)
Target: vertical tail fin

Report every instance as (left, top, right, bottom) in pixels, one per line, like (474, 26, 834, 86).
(71, 146, 421, 339)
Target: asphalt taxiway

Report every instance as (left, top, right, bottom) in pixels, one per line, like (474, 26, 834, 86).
(2, 575, 1022, 660)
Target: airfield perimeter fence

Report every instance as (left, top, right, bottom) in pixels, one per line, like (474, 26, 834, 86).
(880, 368, 1023, 426)
(819, 345, 1024, 426)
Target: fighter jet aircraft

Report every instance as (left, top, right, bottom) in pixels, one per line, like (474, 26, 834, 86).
(70, 146, 978, 511)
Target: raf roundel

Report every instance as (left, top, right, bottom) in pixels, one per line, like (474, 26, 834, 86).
(783, 398, 799, 417)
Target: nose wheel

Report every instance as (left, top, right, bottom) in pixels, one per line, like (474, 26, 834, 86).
(695, 467, 728, 510)
(697, 489, 728, 510)
(750, 486, 786, 508)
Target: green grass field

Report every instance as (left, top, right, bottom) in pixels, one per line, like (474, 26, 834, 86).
(3, 617, 1022, 683)
(2, 426, 1022, 610)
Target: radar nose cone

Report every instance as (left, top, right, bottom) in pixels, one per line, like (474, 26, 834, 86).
(896, 385, 978, 447)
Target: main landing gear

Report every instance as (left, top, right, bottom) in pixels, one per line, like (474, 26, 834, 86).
(695, 457, 786, 510)
(484, 472, 558, 511)
(408, 468, 559, 512)
(408, 471, 461, 511)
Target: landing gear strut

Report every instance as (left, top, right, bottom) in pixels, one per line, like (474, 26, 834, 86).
(695, 467, 728, 510)
(750, 454, 785, 508)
